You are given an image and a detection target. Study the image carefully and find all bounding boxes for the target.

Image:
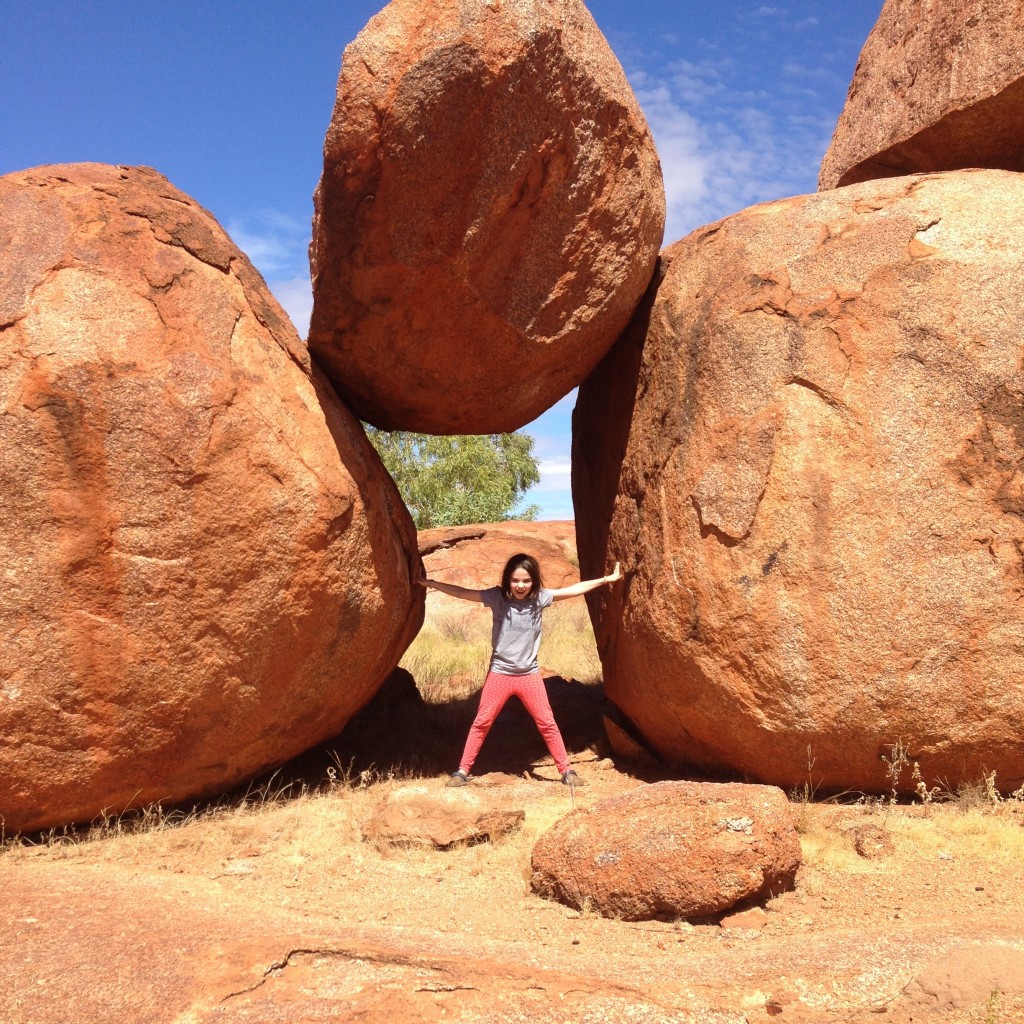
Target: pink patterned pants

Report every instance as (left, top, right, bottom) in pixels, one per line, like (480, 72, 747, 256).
(458, 671, 571, 776)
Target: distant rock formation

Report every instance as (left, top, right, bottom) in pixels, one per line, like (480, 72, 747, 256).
(0, 163, 423, 833)
(419, 520, 580, 596)
(309, 0, 665, 434)
(820, 0, 1024, 189)
(573, 169, 1024, 795)
(531, 782, 799, 920)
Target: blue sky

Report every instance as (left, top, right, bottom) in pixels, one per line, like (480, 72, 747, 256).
(2, 1, 882, 520)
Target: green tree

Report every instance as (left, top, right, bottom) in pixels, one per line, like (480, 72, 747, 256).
(366, 428, 541, 529)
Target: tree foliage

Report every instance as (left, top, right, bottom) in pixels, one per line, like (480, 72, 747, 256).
(366, 428, 541, 529)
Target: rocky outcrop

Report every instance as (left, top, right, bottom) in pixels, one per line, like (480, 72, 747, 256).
(419, 520, 579, 596)
(820, 0, 1024, 189)
(309, 0, 665, 434)
(0, 163, 423, 833)
(531, 782, 799, 920)
(573, 169, 1024, 795)
(362, 785, 524, 849)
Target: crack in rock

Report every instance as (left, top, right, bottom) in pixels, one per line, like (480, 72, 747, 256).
(221, 946, 449, 1002)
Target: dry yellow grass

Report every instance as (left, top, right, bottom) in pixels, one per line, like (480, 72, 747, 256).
(400, 596, 602, 703)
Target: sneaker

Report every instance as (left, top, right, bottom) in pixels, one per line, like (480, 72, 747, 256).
(561, 770, 586, 787)
(446, 770, 469, 788)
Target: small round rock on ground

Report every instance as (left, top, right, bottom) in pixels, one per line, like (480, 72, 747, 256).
(530, 781, 800, 921)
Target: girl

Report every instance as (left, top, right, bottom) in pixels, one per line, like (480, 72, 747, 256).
(419, 552, 621, 787)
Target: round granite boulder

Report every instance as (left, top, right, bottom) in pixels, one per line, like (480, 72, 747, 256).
(309, 0, 665, 434)
(0, 163, 423, 832)
(574, 169, 1024, 794)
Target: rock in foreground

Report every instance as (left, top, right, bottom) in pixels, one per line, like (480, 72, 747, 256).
(574, 169, 1024, 794)
(531, 782, 799, 920)
(820, 0, 1024, 189)
(0, 163, 422, 833)
(362, 786, 524, 849)
(309, 0, 665, 434)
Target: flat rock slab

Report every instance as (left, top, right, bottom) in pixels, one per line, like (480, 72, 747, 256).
(4, 854, 1024, 1023)
(531, 781, 800, 920)
(309, 0, 665, 433)
(361, 785, 525, 848)
(902, 943, 1024, 1014)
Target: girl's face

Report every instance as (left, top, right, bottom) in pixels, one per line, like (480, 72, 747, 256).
(509, 568, 534, 600)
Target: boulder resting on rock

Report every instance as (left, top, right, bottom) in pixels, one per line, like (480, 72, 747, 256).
(820, 0, 1024, 189)
(419, 520, 579, 596)
(309, 0, 665, 434)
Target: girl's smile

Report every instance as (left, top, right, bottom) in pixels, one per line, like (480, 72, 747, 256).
(510, 569, 533, 599)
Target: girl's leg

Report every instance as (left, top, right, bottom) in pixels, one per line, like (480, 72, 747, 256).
(457, 671, 515, 774)
(512, 672, 571, 776)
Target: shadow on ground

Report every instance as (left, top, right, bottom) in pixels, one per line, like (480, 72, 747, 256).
(276, 668, 613, 788)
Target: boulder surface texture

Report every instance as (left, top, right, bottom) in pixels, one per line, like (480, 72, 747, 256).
(820, 0, 1024, 189)
(309, 0, 665, 434)
(531, 782, 799, 920)
(0, 163, 423, 833)
(573, 169, 1024, 795)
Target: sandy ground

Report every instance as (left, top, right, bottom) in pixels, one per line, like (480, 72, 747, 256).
(4, 680, 1024, 1023)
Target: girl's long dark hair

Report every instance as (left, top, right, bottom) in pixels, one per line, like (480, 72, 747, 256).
(500, 553, 542, 600)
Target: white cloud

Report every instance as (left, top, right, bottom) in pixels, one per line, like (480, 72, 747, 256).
(782, 59, 840, 83)
(226, 209, 309, 278)
(536, 458, 572, 486)
(629, 52, 843, 243)
(269, 275, 313, 337)
(667, 58, 731, 104)
(633, 84, 713, 242)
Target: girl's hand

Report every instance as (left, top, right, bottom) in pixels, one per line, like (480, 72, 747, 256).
(605, 561, 622, 584)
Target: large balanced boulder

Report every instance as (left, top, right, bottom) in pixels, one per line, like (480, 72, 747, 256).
(820, 0, 1024, 189)
(309, 0, 665, 434)
(531, 782, 799, 920)
(0, 163, 423, 833)
(573, 169, 1024, 795)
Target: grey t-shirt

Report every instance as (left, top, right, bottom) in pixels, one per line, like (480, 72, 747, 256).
(481, 586, 554, 675)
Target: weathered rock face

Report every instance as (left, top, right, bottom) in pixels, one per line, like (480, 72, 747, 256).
(309, 0, 665, 434)
(820, 0, 1024, 190)
(531, 782, 799, 920)
(0, 163, 423, 833)
(573, 169, 1024, 795)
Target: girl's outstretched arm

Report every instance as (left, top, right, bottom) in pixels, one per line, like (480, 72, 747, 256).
(417, 572, 486, 604)
(550, 562, 622, 602)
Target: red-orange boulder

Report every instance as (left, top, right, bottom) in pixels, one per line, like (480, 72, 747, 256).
(820, 0, 1024, 189)
(309, 0, 665, 434)
(574, 169, 1024, 795)
(0, 164, 423, 833)
(531, 782, 799, 920)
